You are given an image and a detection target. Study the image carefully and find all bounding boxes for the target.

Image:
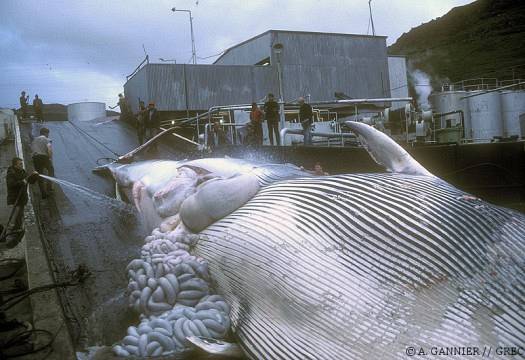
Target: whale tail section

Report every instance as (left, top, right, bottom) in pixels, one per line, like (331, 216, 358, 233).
(345, 121, 433, 177)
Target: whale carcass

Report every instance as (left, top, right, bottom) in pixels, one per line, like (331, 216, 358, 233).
(109, 123, 525, 359)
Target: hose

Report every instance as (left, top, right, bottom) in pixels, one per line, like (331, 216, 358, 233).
(0, 265, 91, 312)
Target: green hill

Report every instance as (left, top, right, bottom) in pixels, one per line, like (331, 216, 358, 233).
(389, 0, 525, 85)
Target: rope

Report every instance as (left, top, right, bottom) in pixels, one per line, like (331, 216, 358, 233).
(67, 120, 121, 157)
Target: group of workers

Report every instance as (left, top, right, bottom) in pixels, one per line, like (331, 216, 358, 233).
(243, 93, 314, 146)
(116, 92, 314, 148)
(19, 91, 44, 122)
(112, 94, 159, 147)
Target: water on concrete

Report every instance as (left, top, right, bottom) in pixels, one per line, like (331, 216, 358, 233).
(20, 119, 155, 350)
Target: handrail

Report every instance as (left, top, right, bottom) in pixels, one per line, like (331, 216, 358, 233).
(204, 122, 248, 147)
(280, 127, 356, 147)
(166, 97, 413, 127)
(460, 81, 525, 99)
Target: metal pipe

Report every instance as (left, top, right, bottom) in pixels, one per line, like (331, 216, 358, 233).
(189, 12, 197, 65)
(280, 127, 355, 146)
(310, 97, 413, 105)
(183, 64, 190, 120)
(172, 8, 197, 64)
(204, 122, 248, 148)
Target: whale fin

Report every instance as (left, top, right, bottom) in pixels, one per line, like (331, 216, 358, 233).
(345, 121, 433, 177)
(186, 336, 244, 358)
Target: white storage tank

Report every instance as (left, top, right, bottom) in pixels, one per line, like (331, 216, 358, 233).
(429, 91, 471, 138)
(500, 91, 525, 137)
(468, 91, 503, 141)
(67, 102, 106, 122)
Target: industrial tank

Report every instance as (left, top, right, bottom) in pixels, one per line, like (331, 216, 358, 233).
(67, 102, 106, 122)
(468, 91, 502, 141)
(429, 91, 471, 138)
(500, 91, 525, 137)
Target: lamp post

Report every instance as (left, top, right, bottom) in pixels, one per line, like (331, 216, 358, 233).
(171, 7, 197, 65)
(273, 43, 285, 131)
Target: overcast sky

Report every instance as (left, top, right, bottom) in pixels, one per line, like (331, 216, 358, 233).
(0, 0, 474, 108)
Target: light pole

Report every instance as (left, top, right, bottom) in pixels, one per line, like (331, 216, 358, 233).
(171, 7, 197, 65)
(273, 43, 285, 131)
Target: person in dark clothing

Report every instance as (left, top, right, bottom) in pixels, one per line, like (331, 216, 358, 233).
(145, 102, 160, 150)
(5, 157, 39, 235)
(263, 93, 280, 146)
(33, 94, 44, 122)
(249, 102, 263, 145)
(19, 91, 29, 120)
(298, 97, 313, 145)
(136, 101, 146, 145)
(210, 121, 230, 148)
(31, 127, 54, 198)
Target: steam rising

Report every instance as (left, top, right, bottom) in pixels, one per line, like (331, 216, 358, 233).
(410, 69, 432, 110)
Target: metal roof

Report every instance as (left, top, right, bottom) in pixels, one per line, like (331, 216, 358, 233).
(213, 29, 388, 64)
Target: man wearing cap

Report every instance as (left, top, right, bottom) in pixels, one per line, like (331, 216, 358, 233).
(263, 93, 280, 146)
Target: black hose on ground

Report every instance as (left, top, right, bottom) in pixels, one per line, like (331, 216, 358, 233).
(0, 265, 91, 312)
(0, 259, 25, 282)
(0, 328, 55, 358)
(0, 187, 25, 243)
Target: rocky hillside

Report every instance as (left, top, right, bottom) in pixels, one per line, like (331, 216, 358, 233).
(389, 0, 525, 85)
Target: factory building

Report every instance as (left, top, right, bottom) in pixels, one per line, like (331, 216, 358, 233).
(124, 30, 407, 116)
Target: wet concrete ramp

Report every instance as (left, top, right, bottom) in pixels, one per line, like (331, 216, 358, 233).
(19, 119, 170, 349)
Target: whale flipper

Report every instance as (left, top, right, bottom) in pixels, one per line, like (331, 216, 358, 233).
(345, 121, 433, 177)
(186, 336, 244, 358)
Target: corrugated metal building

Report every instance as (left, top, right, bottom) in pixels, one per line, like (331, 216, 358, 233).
(387, 55, 409, 110)
(124, 30, 402, 114)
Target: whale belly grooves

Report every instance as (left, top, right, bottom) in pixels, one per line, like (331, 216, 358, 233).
(195, 173, 525, 359)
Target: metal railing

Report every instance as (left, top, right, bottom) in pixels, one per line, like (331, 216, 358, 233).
(145, 96, 413, 149)
(279, 128, 356, 147)
(441, 78, 525, 92)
